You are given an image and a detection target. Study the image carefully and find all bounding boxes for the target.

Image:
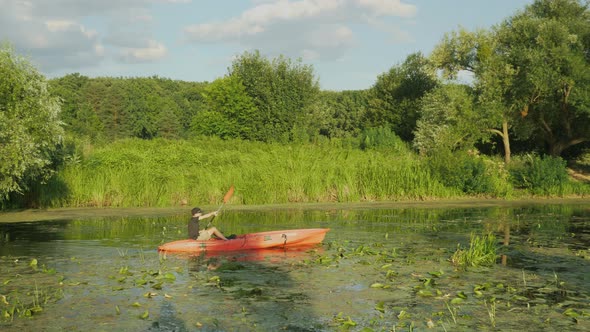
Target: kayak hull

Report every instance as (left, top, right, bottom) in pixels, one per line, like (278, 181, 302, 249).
(158, 228, 330, 253)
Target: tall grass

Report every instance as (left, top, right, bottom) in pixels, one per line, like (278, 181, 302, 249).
(36, 137, 456, 208)
(28, 137, 589, 208)
(451, 233, 498, 269)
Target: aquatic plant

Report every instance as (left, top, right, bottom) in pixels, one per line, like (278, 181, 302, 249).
(450, 233, 498, 269)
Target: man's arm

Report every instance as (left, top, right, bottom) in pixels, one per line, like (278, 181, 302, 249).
(201, 211, 219, 219)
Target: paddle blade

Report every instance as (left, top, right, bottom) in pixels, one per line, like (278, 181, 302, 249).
(223, 185, 235, 203)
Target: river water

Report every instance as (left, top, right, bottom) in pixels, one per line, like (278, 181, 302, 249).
(0, 200, 589, 331)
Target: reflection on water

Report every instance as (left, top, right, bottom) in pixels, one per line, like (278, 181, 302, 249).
(0, 202, 589, 331)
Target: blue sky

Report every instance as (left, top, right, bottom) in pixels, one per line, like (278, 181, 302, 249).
(1, 0, 534, 91)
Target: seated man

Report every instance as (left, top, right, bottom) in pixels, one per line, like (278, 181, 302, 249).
(187, 207, 228, 241)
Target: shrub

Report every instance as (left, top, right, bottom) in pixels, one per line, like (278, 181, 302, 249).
(359, 126, 409, 153)
(509, 154, 569, 196)
(425, 150, 498, 195)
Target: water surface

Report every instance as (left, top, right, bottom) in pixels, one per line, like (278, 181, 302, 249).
(1, 201, 589, 331)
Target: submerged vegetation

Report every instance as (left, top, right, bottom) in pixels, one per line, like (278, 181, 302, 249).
(2, 203, 589, 330)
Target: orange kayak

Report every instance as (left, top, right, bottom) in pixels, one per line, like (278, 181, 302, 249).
(158, 228, 330, 253)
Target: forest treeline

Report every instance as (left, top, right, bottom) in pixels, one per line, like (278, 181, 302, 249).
(2, 0, 590, 209)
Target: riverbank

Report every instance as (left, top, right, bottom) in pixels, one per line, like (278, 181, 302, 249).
(2, 197, 588, 223)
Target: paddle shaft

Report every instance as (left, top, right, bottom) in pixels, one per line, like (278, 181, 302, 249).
(208, 185, 234, 227)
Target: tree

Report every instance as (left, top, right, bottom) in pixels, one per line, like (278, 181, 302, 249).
(49, 73, 102, 140)
(495, 0, 590, 156)
(192, 75, 258, 139)
(413, 84, 481, 154)
(430, 28, 517, 163)
(365, 52, 438, 141)
(432, 0, 590, 160)
(229, 50, 320, 142)
(0, 45, 64, 199)
(308, 90, 368, 140)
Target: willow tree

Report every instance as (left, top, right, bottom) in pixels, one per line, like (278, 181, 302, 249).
(430, 28, 517, 163)
(431, 0, 590, 161)
(496, 0, 590, 156)
(0, 45, 64, 200)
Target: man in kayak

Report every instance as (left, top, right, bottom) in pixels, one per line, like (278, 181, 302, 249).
(188, 207, 229, 241)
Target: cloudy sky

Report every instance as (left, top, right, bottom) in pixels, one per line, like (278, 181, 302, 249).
(1, 0, 533, 91)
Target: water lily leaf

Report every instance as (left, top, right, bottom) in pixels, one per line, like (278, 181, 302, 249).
(451, 298, 464, 305)
(163, 273, 176, 281)
(140, 310, 149, 320)
(457, 291, 467, 299)
(563, 308, 579, 317)
(375, 301, 385, 313)
(370, 283, 384, 288)
(398, 310, 411, 319)
(428, 270, 443, 278)
(132, 302, 142, 307)
(422, 278, 435, 287)
(135, 279, 148, 286)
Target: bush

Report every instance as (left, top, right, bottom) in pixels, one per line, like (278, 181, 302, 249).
(509, 154, 569, 196)
(425, 150, 500, 195)
(359, 126, 409, 153)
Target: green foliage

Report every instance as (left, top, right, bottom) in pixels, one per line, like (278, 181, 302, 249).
(194, 75, 258, 139)
(229, 50, 320, 142)
(451, 233, 498, 269)
(310, 90, 368, 140)
(414, 84, 484, 155)
(30, 138, 458, 208)
(425, 151, 510, 196)
(49, 75, 208, 142)
(509, 154, 570, 195)
(0, 44, 64, 199)
(359, 126, 409, 153)
(494, 0, 590, 156)
(365, 52, 438, 141)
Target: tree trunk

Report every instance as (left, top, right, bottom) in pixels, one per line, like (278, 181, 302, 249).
(488, 118, 512, 164)
(501, 119, 511, 164)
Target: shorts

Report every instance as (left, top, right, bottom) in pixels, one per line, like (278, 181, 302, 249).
(197, 229, 213, 240)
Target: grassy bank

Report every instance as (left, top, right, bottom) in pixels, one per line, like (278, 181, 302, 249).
(18, 138, 590, 208)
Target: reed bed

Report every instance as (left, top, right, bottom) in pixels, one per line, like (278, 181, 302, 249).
(37, 137, 457, 208)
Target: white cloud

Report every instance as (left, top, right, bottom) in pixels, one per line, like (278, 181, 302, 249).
(0, 0, 173, 73)
(356, 0, 416, 17)
(183, 0, 416, 61)
(119, 40, 168, 63)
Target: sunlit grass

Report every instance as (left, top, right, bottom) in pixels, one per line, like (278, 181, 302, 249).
(38, 137, 457, 208)
(451, 233, 498, 269)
